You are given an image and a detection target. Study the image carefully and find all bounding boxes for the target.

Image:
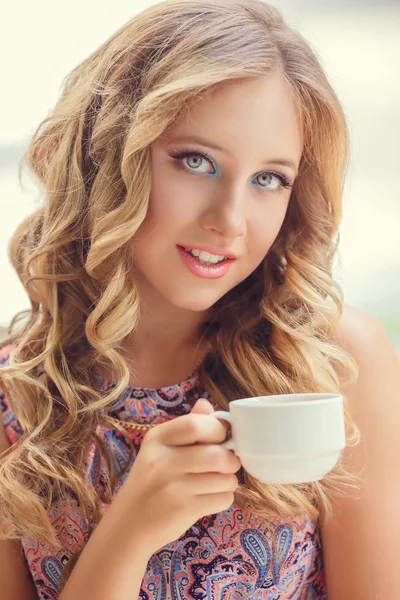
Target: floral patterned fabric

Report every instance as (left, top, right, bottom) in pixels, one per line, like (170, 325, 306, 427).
(1, 345, 327, 599)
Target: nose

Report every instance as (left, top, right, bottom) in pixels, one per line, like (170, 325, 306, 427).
(199, 185, 246, 239)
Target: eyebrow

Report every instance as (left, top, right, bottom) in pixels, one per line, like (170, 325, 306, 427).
(167, 135, 298, 174)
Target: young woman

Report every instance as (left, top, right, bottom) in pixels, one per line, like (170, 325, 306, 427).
(1, 1, 399, 598)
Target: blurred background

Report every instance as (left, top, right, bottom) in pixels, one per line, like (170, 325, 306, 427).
(0, 0, 399, 353)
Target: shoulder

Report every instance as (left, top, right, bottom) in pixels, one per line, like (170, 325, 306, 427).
(333, 302, 400, 464)
(333, 302, 399, 398)
(334, 302, 395, 361)
(320, 303, 400, 598)
(332, 303, 400, 476)
(335, 303, 395, 359)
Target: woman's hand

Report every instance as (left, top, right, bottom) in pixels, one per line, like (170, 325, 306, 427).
(108, 398, 241, 555)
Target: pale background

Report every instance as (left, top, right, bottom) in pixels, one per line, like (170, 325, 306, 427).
(0, 0, 399, 352)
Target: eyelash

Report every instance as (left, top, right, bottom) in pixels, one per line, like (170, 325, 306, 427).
(169, 150, 294, 191)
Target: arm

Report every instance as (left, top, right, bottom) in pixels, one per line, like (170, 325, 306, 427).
(321, 304, 400, 599)
(0, 540, 39, 600)
(0, 417, 39, 600)
(59, 494, 152, 600)
(60, 400, 238, 600)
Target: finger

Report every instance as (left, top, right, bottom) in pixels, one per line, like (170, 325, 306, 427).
(190, 398, 214, 415)
(182, 472, 239, 496)
(154, 413, 228, 447)
(193, 491, 236, 516)
(168, 444, 242, 474)
(191, 400, 231, 443)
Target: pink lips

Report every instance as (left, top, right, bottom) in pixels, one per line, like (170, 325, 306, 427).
(177, 246, 235, 279)
(181, 244, 237, 260)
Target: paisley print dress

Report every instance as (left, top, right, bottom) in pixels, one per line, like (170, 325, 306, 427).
(1, 345, 327, 599)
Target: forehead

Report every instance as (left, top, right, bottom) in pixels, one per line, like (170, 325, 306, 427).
(162, 74, 304, 166)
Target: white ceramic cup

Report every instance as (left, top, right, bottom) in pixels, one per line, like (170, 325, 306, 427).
(212, 393, 345, 484)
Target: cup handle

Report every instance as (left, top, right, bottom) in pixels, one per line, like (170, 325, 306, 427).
(212, 411, 235, 451)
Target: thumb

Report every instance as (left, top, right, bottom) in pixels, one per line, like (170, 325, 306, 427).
(190, 397, 214, 415)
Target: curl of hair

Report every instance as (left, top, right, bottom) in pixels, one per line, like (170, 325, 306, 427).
(0, 0, 360, 551)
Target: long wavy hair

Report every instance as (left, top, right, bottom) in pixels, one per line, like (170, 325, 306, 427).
(0, 0, 360, 549)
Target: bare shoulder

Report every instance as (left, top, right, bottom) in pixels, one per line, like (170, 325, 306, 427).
(335, 302, 397, 358)
(333, 302, 399, 404)
(320, 303, 400, 599)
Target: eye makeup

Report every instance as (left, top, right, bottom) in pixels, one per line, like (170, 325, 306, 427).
(168, 149, 294, 193)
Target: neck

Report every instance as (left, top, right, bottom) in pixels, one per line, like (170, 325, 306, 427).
(130, 296, 208, 353)
(99, 284, 212, 388)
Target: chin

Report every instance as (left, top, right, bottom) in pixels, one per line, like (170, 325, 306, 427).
(168, 287, 226, 313)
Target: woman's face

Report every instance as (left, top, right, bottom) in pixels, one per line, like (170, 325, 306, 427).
(131, 73, 303, 313)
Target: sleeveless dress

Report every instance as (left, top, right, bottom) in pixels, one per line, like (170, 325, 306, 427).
(0, 345, 327, 599)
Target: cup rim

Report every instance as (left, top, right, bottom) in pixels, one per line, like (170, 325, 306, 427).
(231, 392, 342, 408)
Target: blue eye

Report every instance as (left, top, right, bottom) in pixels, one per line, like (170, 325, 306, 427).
(171, 151, 216, 176)
(169, 151, 294, 192)
(253, 172, 292, 192)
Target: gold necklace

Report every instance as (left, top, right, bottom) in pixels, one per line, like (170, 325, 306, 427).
(104, 416, 157, 431)
(103, 347, 209, 432)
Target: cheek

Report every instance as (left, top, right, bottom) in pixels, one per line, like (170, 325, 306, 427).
(150, 161, 204, 221)
(249, 202, 289, 258)
(134, 197, 181, 242)
(145, 184, 202, 231)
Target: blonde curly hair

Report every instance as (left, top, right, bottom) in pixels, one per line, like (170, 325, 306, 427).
(0, 0, 360, 549)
